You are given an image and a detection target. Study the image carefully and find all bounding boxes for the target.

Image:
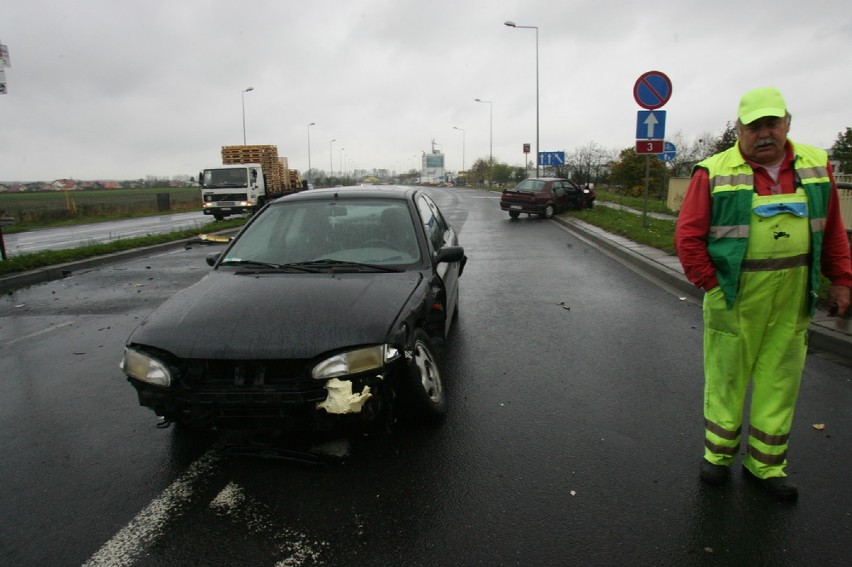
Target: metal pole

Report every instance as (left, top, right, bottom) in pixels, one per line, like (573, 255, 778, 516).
(453, 126, 465, 173)
(474, 99, 493, 184)
(241, 87, 254, 146)
(307, 122, 315, 184)
(329, 139, 336, 183)
(504, 22, 539, 176)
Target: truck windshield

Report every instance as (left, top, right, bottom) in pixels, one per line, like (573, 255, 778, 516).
(204, 168, 249, 188)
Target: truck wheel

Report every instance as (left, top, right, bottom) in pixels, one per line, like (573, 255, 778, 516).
(213, 214, 224, 221)
(509, 210, 520, 219)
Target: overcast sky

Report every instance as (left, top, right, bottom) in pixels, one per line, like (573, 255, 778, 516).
(1, 0, 850, 182)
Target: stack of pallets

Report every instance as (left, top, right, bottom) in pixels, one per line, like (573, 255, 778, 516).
(221, 145, 290, 190)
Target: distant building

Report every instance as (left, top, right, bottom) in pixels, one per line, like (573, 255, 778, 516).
(421, 139, 445, 184)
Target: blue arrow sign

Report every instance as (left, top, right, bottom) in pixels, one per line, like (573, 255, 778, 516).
(538, 151, 565, 166)
(636, 110, 666, 140)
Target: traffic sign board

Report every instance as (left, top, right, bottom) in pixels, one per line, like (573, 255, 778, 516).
(538, 151, 565, 166)
(636, 110, 666, 140)
(636, 140, 664, 154)
(633, 71, 672, 110)
(657, 141, 677, 162)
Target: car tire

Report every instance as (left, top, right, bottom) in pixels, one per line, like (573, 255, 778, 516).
(401, 329, 447, 421)
(586, 200, 594, 209)
(542, 204, 554, 219)
(509, 210, 520, 219)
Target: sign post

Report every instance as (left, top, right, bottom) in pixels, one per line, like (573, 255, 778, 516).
(633, 70, 672, 225)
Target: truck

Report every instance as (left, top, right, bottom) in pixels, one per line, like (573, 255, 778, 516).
(199, 145, 304, 220)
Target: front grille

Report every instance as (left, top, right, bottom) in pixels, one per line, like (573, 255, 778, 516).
(180, 359, 326, 401)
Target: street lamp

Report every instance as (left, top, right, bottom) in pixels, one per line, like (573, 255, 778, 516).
(504, 20, 539, 177)
(474, 98, 492, 184)
(339, 148, 345, 183)
(329, 139, 336, 182)
(307, 122, 315, 184)
(453, 126, 466, 173)
(241, 87, 254, 146)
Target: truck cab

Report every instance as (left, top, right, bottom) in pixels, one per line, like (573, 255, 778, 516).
(199, 164, 265, 220)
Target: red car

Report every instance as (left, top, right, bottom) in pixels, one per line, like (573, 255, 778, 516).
(500, 177, 595, 219)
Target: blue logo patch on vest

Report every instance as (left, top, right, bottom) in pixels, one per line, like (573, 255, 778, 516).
(753, 202, 808, 218)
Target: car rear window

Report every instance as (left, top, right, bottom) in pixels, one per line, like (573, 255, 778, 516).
(513, 179, 546, 192)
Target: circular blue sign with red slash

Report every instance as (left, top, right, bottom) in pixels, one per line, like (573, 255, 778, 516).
(634, 71, 672, 110)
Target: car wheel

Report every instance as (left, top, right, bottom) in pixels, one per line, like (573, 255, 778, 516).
(509, 210, 520, 219)
(586, 200, 594, 209)
(542, 204, 554, 219)
(402, 329, 447, 421)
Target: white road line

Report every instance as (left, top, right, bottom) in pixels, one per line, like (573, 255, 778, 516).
(82, 449, 222, 567)
(2, 321, 74, 346)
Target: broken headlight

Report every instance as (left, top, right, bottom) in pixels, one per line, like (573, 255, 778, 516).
(312, 345, 401, 380)
(120, 347, 172, 387)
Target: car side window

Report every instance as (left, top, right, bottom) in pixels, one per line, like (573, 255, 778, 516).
(416, 194, 449, 251)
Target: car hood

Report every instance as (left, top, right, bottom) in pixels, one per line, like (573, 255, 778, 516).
(129, 270, 425, 359)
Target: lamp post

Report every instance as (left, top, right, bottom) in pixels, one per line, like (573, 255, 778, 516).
(241, 87, 254, 146)
(339, 148, 345, 183)
(504, 21, 539, 177)
(453, 126, 466, 174)
(329, 139, 336, 183)
(307, 122, 315, 185)
(474, 98, 492, 184)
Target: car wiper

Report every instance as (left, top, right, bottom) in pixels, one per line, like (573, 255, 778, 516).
(219, 259, 282, 269)
(283, 259, 404, 273)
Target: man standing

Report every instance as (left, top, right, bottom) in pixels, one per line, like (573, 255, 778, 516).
(675, 87, 852, 500)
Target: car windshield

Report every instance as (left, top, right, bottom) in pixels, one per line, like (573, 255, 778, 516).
(203, 168, 249, 188)
(221, 199, 422, 268)
(512, 179, 547, 192)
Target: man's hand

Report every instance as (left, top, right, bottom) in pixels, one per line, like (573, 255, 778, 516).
(828, 285, 851, 317)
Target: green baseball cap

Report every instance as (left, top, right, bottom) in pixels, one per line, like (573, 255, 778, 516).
(738, 87, 787, 125)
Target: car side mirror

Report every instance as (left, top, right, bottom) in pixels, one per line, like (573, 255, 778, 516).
(436, 246, 464, 264)
(206, 252, 221, 267)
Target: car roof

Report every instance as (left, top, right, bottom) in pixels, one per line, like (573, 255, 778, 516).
(274, 185, 417, 203)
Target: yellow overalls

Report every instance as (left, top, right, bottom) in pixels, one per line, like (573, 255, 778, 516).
(702, 189, 811, 478)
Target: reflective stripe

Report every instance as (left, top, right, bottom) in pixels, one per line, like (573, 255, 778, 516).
(705, 439, 739, 456)
(811, 217, 827, 232)
(749, 426, 789, 446)
(747, 444, 787, 465)
(740, 253, 809, 272)
(709, 224, 750, 239)
(797, 165, 829, 181)
(705, 419, 741, 440)
(710, 173, 754, 189)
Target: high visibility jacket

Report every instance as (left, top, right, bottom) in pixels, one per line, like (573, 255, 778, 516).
(694, 142, 831, 314)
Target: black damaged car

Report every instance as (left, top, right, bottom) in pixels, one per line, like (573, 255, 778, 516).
(120, 186, 466, 430)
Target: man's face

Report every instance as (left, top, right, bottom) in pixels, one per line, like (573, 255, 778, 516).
(737, 115, 790, 165)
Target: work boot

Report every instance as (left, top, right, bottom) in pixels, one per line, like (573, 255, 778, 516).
(699, 460, 730, 485)
(743, 467, 799, 501)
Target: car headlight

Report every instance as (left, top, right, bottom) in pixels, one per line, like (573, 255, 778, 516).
(312, 345, 401, 380)
(120, 347, 172, 387)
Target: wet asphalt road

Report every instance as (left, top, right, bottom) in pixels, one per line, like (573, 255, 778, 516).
(1, 211, 215, 256)
(1, 187, 851, 566)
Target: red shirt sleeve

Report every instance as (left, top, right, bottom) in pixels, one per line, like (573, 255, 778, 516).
(821, 165, 852, 287)
(675, 168, 717, 291)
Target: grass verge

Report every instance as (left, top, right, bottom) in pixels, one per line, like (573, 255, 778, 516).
(0, 218, 245, 277)
(567, 204, 677, 255)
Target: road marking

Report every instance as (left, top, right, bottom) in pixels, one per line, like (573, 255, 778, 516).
(210, 481, 327, 566)
(3, 321, 74, 346)
(82, 449, 222, 567)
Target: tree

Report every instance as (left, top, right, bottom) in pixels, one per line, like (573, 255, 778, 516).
(566, 142, 613, 185)
(608, 147, 668, 197)
(830, 127, 852, 174)
(712, 121, 738, 155)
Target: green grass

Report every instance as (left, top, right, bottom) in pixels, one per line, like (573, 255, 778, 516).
(0, 218, 245, 277)
(565, 204, 677, 255)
